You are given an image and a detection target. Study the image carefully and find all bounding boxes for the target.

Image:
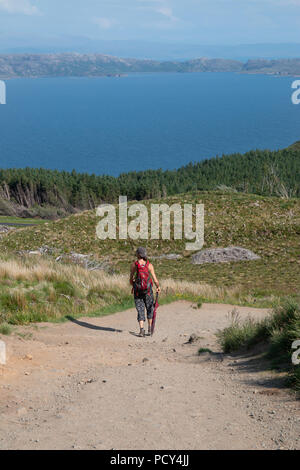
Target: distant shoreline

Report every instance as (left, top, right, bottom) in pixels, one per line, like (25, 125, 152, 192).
(1, 53, 300, 79)
(2, 71, 300, 80)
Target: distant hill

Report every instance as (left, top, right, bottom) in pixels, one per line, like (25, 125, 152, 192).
(0, 54, 242, 78)
(0, 144, 299, 219)
(1, 53, 300, 78)
(243, 58, 300, 75)
(0, 39, 300, 61)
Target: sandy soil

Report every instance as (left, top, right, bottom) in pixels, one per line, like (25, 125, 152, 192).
(0, 301, 299, 450)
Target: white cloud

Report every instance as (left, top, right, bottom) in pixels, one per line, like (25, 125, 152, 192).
(137, 0, 181, 29)
(0, 0, 40, 15)
(156, 6, 174, 19)
(93, 17, 118, 30)
(139, 0, 179, 22)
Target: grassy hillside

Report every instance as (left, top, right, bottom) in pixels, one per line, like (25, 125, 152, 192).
(0, 191, 299, 306)
(0, 146, 299, 218)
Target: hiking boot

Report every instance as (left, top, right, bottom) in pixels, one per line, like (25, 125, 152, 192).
(138, 328, 145, 337)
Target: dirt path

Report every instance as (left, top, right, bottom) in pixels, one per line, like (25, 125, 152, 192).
(0, 301, 299, 450)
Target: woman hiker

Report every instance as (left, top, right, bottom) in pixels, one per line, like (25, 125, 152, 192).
(130, 247, 161, 337)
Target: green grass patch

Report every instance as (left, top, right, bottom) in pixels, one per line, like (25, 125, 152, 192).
(198, 348, 213, 354)
(0, 323, 12, 335)
(53, 280, 77, 297)
(0, 216, 46, 225)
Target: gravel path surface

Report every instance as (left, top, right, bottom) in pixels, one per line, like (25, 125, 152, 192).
(0, 301, 299, 450)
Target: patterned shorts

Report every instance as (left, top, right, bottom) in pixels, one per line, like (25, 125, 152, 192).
(134, 285, 154, 322)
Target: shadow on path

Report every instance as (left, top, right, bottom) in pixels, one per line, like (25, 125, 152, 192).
(66, 316, 123, 333)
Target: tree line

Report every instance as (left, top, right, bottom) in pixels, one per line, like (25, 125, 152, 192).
(0, 146, 299, 218)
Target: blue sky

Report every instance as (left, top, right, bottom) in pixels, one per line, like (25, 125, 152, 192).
(0, 0, 300, 45)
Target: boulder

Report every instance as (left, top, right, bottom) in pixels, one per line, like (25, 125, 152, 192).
(191, 246, 260, 264)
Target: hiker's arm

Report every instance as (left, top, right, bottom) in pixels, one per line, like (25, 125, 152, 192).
(129, 262, 136, 286)
(149, 264, 161, 293)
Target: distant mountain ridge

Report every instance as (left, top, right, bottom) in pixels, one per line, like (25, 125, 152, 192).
(1, 53, 300, 78)
(1, 38, 300, 61)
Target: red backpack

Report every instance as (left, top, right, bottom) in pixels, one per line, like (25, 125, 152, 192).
(135, 260, 152, 295)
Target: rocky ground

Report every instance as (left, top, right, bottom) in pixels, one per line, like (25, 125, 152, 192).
(0, 301, 299, 450)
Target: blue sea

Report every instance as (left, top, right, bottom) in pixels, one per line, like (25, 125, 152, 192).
(0, 73, 299, 176)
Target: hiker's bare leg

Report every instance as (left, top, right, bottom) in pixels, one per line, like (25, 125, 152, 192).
(138, 320, 145, 337)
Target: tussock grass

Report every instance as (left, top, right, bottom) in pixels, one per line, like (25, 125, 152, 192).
(0, 323, 12, 335)
(218, 300, 300, 396)
(0, 255, 239, 327)
(198, 348, 213, 354)
(218, 309, 268, 353)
